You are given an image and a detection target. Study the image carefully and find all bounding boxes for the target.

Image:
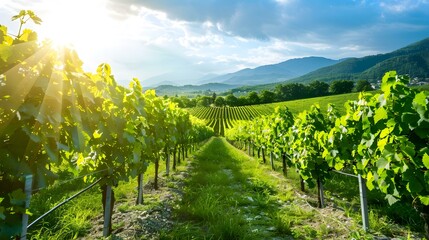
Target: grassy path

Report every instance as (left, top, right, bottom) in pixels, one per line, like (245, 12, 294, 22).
(27, 136, 421, 239)
(162, 137, 363, 240)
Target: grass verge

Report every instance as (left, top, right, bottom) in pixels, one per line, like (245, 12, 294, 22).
(163, 137, 367, 239)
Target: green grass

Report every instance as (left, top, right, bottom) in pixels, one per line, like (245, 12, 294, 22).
(239, 144, 425, 239)
(28, 180, 102, 239)
(27, 153, 187, 239)
(27, 137, 425, 239)
(322, 170, 424, 235)
(163, 137, 370, 239)
(251, 91, 363, 116)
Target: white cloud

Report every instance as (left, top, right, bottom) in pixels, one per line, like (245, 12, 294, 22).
(1, 0, 428, 86)
(380, 0, 428, 13)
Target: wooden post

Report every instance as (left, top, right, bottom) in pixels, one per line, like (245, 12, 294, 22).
(248, 141, 251, 155)
(182, 146, 185, 161)
(358, 174, 369, 231)
(317, 177, 325, 208)
(166, 152, 170, 176)
(300, 176, 305, 191)
(173, 147, 177, 171)
(103, 185, 112, 237)
(282, 153, 287, 177)
(262, 148, 266, 164)
(270, 151, 275, 170)
(136, 174, 144, 205)
(21, 175, 33, 240)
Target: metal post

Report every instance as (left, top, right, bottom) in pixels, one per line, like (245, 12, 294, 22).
(358, 174, 369, 231)
(21, 175, 33, 240)
(103, 185, 112, 237)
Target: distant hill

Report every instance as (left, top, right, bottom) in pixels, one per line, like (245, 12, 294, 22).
(289, 37, 429, 83)
(142, 72, 218, 88)
(228, 37, 429, 94)
(199, 57, 341, 86)
(154, 83, 239, 96)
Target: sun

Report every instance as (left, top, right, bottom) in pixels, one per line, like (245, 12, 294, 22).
(36, 0, 115, 52)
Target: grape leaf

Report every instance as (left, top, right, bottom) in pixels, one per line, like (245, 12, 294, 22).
(423, 153, 429, 169)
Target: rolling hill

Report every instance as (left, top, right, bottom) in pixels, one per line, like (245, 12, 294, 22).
(288, 37, 429, 83)
(154, 83, 239, 96)
(200, 56, 341, 85)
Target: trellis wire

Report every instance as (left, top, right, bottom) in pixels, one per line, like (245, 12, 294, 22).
(27, 177, 103, 229)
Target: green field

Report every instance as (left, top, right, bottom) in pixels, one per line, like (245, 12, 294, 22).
(188, 92, 362, 135)
(251, 91, 362, 116)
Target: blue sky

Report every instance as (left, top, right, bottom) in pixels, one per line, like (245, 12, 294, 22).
(0, 0, 428, 86)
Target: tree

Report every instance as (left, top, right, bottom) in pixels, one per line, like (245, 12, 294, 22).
(225, 93, 238, 106)
(179, 96, 193, 108)
(260, 90, 276, 103)
(237, 95, 248, 106)
(196, 96, 211, 107)
(170, 96, 184, 108)
(354, 80, 373, 92)
(308, 81, 329, 97)
(329, 80, 354, 94)
(214, 96, 226, 106)
(247, 91, 260, 105)
(275, 83, 309, 101)
(211, 92, 217, 104)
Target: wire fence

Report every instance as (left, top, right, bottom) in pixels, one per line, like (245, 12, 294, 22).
(26, 177, 103, 229)
(31, 168, 109, 193)
(19, 168, 116, 239)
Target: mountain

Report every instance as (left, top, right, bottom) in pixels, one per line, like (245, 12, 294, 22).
(154, 83, 239, 96)
(289, 37, 429, 83)
(199, 57, 341, 86)
(142, 71, 217, 87)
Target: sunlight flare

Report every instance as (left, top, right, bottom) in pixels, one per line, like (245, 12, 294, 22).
(36, 0, 115, 52)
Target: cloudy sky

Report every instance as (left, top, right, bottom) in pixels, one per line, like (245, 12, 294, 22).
(1, 0, 428, 86)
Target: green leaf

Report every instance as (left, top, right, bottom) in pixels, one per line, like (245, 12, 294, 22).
(366, 171, 374, 190)
(377, 137, 388, 151)
(334, 161, 344, 171)
(401, 112, 419, 129)
(9, 189, 26, 206)
(401, 141, 415, 160)
(0, 45, 12, 62)
(423, 153, 429, 169)
(93, 130, 102, 139)
(380, 128, 390, 139)
(374, 107, 387, 124)
(407, 178, 423, 193)
(376, 158, 389, 172)
(0, 207, 5, 220)
(413, 92, 427, 107)
(385, 194, 399, 205)
(419, 196, 429, 205)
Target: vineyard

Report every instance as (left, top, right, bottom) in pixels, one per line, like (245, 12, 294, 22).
(2, 10, 429, 240)
(187, 106, 271, 135)
(187, 92, 360, 135)
(225, 71, 429, 238)
(0, 11, 213, 239)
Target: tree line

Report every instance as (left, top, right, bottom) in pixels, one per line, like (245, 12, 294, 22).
(169, 79, 373, 108)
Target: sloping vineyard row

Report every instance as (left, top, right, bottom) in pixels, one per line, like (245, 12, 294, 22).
(225, 72, 429, 238)
(187, 106, 272, 135)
